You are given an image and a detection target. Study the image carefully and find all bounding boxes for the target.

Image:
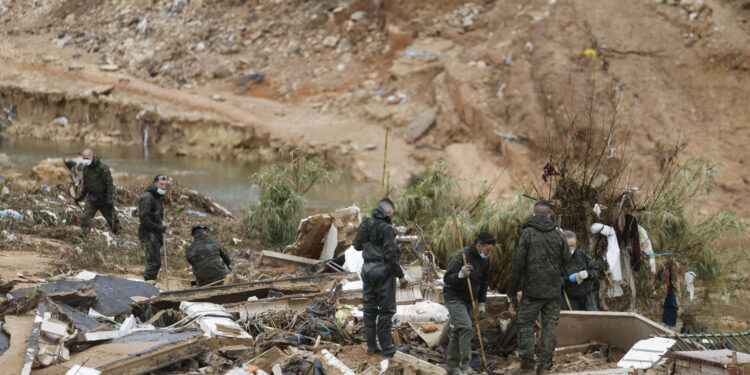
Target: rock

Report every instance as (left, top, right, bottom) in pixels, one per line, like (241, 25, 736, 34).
(0, 153, 12, 169)
(211, 63, 234, 79)
(31, 159, 70, 185)
(99, 64, 120, 72)
(350, 11, 366, 21)
(195, 42, 206, 52)
(322, 35, 340, 48)
(85, 85, 114, 97)
(404, 106, 439, 143)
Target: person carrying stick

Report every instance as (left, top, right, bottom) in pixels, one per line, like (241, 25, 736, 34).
(442, 231, 495, 374)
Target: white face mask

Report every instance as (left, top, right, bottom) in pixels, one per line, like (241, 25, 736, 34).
(157, 188, 166, 195)
(82, 159, 92, 166)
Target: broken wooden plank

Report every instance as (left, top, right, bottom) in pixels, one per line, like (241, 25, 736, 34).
(0, 314, 35, 374)
(261, 250, 320, 266)
(225, 292, 327, 319)
(138, 274, 353, 311)
(392, 351, 448, 375)
(95, 335, 207, 375)
(21, 304, 45, 375)
(319, 349, 355, 375)
(408, 322, 445, 348)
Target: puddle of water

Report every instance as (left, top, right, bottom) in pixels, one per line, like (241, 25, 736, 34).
(0, 137, 381, 214)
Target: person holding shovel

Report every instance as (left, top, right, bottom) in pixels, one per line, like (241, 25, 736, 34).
(442, 231, 494, 375)
(507, 201, 570, 375)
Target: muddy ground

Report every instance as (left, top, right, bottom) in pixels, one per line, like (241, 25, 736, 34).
(0, 0, 748, 216)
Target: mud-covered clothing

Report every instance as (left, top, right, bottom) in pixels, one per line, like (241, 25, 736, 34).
(76, 155, 114, 204)
(138, 183, 164, 237)
(508, 215, 569, 371)
(445, 298, 474, 373)
(138, 183, 165, 281)
(517, 296, 561, 370)
(142, 232, 162, 281)
(506, 215, 570, 300)
(353, 206, 404, 279)
(186, 232, 231, 286)
(562, 248, 600, 299)
(354, 206, 403, 355)
(80, 201, 120, 234)
(77, 155, 120, 234)
(443, 244, 490, 305)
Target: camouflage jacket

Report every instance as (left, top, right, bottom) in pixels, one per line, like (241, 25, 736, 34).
(443, 244, 490, 304)
(506, 215, 570, 299)
(353, 206, 404, 279)
(138, 183, 164, 236)
(186, 232, 231, 286)
(78, 155, 114, 204)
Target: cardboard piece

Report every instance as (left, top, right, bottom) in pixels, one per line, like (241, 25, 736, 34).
(0, 315, 35, 374)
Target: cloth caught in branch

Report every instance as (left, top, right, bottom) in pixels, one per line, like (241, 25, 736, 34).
(590, 223, 622, 282)
(616, 214, 641, 271)
(637, 225, 656, 274)
(662, 267, 678, 327)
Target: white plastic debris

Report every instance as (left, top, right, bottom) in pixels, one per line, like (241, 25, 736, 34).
(685, 271, 696, 302)
(120, 315, 137, 331)
(73, 270, 99, 281)
(342, 280, 363, 291)
(617, 337, 676, 369)
(593, 203, 605, 218)
(52, 116, 69, 127)
(353, 301, 449, 322)
(66, 365, 101, 375)
(177, 302, 252, 339)
(342, 246, 364, 274)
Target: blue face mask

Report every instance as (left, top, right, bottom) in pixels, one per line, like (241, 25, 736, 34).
(479, 252, 489, 259)
(157, 188, 166, 195)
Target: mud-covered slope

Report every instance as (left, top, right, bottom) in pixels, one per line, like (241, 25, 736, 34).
(0, 0, 748, 215)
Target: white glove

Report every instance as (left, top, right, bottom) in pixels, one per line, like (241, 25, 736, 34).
(578, 270, 588, 280)
(478, 303, 486, 317)
(458, 264, 474, 279)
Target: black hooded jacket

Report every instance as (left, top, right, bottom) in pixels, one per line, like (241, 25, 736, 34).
(353, 206, 404, 279)
(138, 183, 164, 237)
(443, 244, 490, 304)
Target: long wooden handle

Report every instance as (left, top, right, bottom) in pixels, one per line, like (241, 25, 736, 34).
(451, 207, 488, 369)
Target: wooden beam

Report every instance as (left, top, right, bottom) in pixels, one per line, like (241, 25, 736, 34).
(96, 336, 207, 375)
(392, 351, 448, 375)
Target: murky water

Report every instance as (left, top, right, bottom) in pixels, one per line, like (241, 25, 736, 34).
(0, 137, 381, 214)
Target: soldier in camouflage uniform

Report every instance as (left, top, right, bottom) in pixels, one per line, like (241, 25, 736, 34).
(186, 224, 231, 286)
(138, 175, 168, 281)
(443, 231, 494, 374)
(75, 149, 120, 235)
(506, 201, 570, 375)
(353, 198, 409, 357)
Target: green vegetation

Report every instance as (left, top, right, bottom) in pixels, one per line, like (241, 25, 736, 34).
(242, 150, 338, 246)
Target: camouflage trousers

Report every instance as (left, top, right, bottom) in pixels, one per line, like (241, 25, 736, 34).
(140, 232, 163, 281)
(517, 296, 561, 370)
(80, 200, 120, 234)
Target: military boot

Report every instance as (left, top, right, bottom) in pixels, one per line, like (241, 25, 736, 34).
(364, 325, 380, 353)
(536, 364, 552, 375)
(378, 331, 408, 357)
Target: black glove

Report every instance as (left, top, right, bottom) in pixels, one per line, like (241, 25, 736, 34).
(74, 196, 83, 204)
(399, 278, 409, 288)
(156, 224, 166, 233)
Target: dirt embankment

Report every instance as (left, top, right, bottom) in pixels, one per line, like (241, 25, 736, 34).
(0, 0, 748, 216)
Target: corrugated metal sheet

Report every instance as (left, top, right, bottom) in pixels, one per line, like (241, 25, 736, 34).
(617, 337, 676, 369)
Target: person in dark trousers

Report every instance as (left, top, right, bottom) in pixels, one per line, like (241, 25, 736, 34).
(186, 224, 232, 287)
(561, 231, 599, 311)
(353, 198, 409, 357)
(443, 231, 494, 375)
(75, 149, 120, 235)
(138, 175, 168, 281)
(506, 201, 570, 375)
